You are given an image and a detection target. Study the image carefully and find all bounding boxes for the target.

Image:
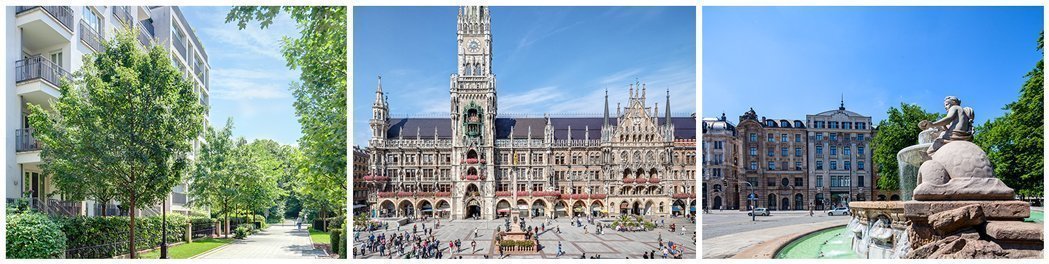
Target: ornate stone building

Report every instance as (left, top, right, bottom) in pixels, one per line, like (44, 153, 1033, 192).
(736, 108, 809, 211)
(361, 6, 697, 220)
(701, 113, 740, 211)
(352, 146, 371, 212)
(805, 101, 874, 210)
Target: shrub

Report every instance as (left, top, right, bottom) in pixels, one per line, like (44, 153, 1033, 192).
(234, 224, 251, 239)
(337, 229, 347, 259)
(6, 212, 66, 259)
(329, 228, 341, 255)
(58, 214, 189, 259)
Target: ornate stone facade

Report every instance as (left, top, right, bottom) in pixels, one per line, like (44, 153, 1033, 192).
(737, 108, 809, 211)
(361, 6, 697, 220)
(702, 113, 740, 210)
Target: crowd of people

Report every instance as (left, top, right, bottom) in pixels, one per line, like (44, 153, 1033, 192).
(353, 213, 694, 259)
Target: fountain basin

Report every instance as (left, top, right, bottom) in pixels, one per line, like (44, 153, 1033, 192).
(848, 201, 909, 258)
(774, 225, 858, 259)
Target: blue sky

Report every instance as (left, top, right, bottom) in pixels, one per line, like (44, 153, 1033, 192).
(704, 6, 1043, 126)
(182, 7, 302, 145)
(353, 6, 697, 146)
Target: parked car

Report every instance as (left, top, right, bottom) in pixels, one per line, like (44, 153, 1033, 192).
(748, 208, 770, 216)
(828, 207, 850, 216)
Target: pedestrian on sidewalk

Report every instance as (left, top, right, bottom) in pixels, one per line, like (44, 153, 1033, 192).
(471, 240, 477, 253)
(296, 216, 302, 230)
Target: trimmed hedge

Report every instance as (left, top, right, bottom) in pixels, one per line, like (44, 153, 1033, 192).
(190, 217, 216, 231)
(58, 214, 189, 259)
(6, 212, 66, 259)
(336, 228, 347, 259)
(330, 228, 341, 255)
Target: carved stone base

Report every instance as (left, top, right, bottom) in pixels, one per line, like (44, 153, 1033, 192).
(912, 178, 1015, 200)
(903, 200, 1029, 221)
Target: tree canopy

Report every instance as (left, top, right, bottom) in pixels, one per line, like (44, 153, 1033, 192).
(225, 6, 347, 215)
(871, 103, 940, 191)
(27, 30, 205, 257)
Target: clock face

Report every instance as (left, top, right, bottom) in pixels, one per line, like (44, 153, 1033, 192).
(468, 40, 480, 53)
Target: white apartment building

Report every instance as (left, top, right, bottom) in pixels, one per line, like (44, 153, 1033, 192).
(5, 6, 210, 216)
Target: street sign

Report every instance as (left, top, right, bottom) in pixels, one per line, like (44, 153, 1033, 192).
(747, 193, 758, 201)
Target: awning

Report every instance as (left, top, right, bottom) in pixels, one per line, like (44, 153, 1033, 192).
(497, 209, 510, 213)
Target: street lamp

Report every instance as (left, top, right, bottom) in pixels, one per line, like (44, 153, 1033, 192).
(738, 181, 755, 222)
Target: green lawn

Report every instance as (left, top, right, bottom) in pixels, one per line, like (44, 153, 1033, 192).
(139, 238, 232, 259)
(309, 228, 331, 245)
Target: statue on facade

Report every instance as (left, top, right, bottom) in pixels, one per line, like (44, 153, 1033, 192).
(911, 96, 1014, 200)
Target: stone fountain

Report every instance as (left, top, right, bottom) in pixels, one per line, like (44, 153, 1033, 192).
(848, 96, 1043, 259)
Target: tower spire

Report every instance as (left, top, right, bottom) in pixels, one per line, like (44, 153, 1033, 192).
(603, 88, 609, 127)
(839, 93, 845, 110)
(665, 88, 671, 126)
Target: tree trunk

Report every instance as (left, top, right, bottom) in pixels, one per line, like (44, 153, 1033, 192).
(129, 195, 137, 258)
(223, 201, 229, 238)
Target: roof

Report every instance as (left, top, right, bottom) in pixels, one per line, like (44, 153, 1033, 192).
(386, 116, 696, 140)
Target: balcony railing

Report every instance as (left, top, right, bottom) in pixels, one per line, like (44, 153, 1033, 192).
(16, 128, 41, 152)
(173, 40, 188, 61)
(79, 20, 103, 52)
(15, 55, 71, 87)
(112, 6, 133, 28)
(16, 6, 74, 32)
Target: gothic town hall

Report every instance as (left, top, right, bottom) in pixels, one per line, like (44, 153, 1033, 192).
(362, 7, 697, 220)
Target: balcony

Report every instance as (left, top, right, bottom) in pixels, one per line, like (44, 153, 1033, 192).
(112, 6, 133, 28)
(173, 40, 188, 61)
(79, 20, 102, 52)
(16, 128, 41, 152)
(16, 6, 74, 32)
(16, 55, 70, 88)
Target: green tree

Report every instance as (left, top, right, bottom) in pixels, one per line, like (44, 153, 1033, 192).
(27, 31, 204, 258)
(975, 32, 1044, 198)
(226, 7, 347, 214)
(233, 139, 287, 223)
(190, 119, 238, 238)
(871, 103, 940, 191)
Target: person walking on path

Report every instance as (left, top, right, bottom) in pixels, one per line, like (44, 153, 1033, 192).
(471, 240, 477, 253)
(557, 241, 563, 257)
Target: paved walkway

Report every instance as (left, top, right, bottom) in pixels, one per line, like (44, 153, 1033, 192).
(195, 221, 328, 259)
(702, 218, 848, 259)
(355, 216, 696, 259)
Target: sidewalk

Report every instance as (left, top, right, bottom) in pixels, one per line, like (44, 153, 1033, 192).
(195, 222, 328, 259)
(702, 218, 847, 259)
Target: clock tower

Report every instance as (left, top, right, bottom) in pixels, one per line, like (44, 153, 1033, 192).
(450, 6, 497, 219)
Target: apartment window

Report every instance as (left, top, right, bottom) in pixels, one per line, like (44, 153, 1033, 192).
(829, 122, 839, 129)
(48, 50, 63, 67)
(767, 133, 774, 142)
(831, 175, 850, 187)
(714, 141, 724, 149)
(554, 155, 564, 165)
(830, 147, 837, 156)
(767, 178, 776, 187)
(816, 133, 823, 141)
(747, 177, 758, 187)
(795, 121, 804, 128)
(749, 147, 757, 156)
(858, 161, 865, 171)
(816, 175, 824, 187)
(83, 7, 102, 34)
(857, 122, 866, 130)
(844, 147, 851, 156)
(780, 134, 788, 142)
(795, 177, 804, 187)
(767, 120, 776, 126)
(750, 162, 757, 170)
(844, 161, 852, 171)
(858, 146, 865, 155)
(857, 134, 865, 141)
(750, 133, 757, 142)
(795, 133, 802, 142)
(768, 161, 775, 170)
(830, 161, 838, 170)
(843, 122, 853, 129)
(816, 161, 823, 170)
(858, 176, 866, 187)
(173, 24, 187, 49)
(782, 162, 789, 171)
(795, 148, 802, 157)
(767, 149, 774, 157)
(795, 162, 802, 170)
(816, 146, 823, 156)
(781, 148, 788, 157)
(830, 133, 838, 141)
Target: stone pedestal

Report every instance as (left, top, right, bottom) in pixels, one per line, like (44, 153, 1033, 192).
(903, 201, 1042, 259)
